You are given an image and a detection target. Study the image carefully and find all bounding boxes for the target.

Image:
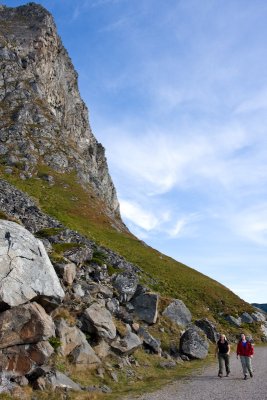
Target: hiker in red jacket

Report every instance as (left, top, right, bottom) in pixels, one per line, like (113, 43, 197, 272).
(236, 333, 254, 380)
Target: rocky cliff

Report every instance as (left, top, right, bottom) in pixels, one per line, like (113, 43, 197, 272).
(0, 3, 121, 224)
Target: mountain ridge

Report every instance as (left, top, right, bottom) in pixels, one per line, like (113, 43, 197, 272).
(0, 2, 125, 229)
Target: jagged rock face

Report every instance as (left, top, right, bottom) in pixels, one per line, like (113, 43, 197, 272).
(0, 3, 120, 221)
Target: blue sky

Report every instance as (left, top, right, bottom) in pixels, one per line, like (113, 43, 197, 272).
(5, 0, 267, 303)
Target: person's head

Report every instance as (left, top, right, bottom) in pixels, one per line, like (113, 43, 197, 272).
(219, 334, 226, 341)
(240, 333, 246, 341)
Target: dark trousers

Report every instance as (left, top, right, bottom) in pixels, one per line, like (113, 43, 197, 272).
(218, 353, 230, 374)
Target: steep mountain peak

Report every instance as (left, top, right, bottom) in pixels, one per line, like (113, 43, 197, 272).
(0, 2, 123, 228)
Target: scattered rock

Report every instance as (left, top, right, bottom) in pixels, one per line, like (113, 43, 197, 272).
(159, 360, 176, 368)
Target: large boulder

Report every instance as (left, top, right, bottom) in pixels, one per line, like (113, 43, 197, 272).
(195, 318, 219, 343)
(162, 299, 192, 327)
(0, 302, 55, 349)
(180, 325, 209, 359)
(0, 220, 64, 309)
(82, 303, 116, 340)
(131, 293, 159, 324)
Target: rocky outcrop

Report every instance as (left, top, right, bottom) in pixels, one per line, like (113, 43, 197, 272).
(0, 219, 64, 309)
(0, 3, 123, 226)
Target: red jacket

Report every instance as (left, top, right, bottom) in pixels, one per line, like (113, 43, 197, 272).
(236, 341, 254, 357)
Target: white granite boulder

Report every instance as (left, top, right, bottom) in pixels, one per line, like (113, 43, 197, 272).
(0, 220, 64, 308)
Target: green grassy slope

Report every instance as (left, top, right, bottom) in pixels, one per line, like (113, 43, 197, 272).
(0, 164, 254, 322)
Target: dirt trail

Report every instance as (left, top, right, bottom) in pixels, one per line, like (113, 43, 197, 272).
(124, 346, 267, 400)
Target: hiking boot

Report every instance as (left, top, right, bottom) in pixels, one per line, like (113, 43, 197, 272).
(244, 375, 247, 380)
(218, 373, 222, 378)
(226, 372, 230, 377)
(249, 372, 253, 378)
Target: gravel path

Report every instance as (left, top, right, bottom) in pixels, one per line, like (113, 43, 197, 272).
(124, 346, 267, 400)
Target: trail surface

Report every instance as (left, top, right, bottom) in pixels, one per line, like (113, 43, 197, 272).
(124, 346, 267, 400)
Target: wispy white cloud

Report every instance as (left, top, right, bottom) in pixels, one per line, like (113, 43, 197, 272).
(102, 119, 263, 196)
(120, 200, 159, 231)
(167, 213, 200, 238)
(120, 198, 201, 241)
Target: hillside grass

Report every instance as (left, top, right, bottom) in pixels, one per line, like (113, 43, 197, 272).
(0, 164, 254, 321)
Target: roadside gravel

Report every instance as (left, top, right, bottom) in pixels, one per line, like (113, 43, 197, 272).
(124, 346, 267, 400)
